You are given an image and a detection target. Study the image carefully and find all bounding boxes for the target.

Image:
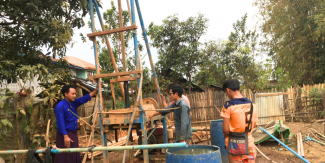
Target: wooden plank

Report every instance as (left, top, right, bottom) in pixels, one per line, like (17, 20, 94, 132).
(87, 25, 137, 38)
(256, 92, 296, 97)
(110, 77, 138, 83)
(88, 70, 142, 80)
(299, 133, 305, 157)
(111, 125, 138, 129)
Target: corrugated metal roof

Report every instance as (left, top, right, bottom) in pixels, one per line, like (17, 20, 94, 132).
(63, 56, 101, 71)
(71, 77, 105, 92)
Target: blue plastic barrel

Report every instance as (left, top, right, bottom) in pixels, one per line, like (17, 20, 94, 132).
(210, 119, 229, 163)
(166, 145, 222, 163)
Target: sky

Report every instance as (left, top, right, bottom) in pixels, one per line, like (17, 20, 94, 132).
(65, 0, 260, 69)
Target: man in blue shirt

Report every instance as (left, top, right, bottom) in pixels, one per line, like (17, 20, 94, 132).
(149, 85, 192, 143)
(54, 84, 98, 163)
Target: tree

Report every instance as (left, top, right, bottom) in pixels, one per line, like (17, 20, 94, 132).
(1, 0, 88, 83)
(255, 0, 325, 84)
(0, 0, 89, 155)
(196, 14, 265, 91)
(194, 40, 220, 87)
(222, 14, 261, 90)
(148, 14, 208, 93)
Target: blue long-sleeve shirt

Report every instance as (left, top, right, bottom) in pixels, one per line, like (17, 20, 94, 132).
(54, 94, 92, 135)
(159, 98, 192, 142)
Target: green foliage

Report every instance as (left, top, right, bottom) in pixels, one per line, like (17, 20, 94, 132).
(0, 88, 16, 115)
(255, 0, 325, 84)
(273, 68, 293, 91)
(1, 0, 88, 83)
(148, 13, 209, 93)
(195, 14, 274, 92)
(0, 0, 87, 152)
(307, 88, 324, 115)
(0, 118, 12, 141)
(106, 98, 126, 110)
(308, 88, 324, 100)
(314, 8, 325, 34)
(222, 14, 261, 91)
(0, 64, 70, 149)
(142, 67, 172, 95)
(194, 40, 219, 87)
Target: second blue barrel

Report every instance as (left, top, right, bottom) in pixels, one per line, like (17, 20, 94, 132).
(166, 145, 222, 163)
(210, 119, 229, 163)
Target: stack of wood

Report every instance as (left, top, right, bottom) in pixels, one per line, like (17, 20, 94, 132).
(297, 132, 304, 157)
(80, 133, 139, 159)
(310, 128, 325, 143)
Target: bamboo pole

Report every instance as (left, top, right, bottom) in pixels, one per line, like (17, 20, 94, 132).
(82, 94, 100, 163)
(0, 143, 187, 155)
(299, 133, 304, 157)
(46, 119, 51, 147)
(118, 0, 127, 71)
(254, 145, 276, 163)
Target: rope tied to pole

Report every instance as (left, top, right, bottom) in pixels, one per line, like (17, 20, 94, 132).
(87, 145, 96, 152)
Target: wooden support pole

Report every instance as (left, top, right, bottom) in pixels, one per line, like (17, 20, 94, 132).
(46, 120, 51, 147)
(118, 0, 127, 71)
(82, 94, 100, 163)
(87, 26, 137, 38)
(110, 77, 138, 83)
(88, 70, 142, 80)
(93, 32, 108, 162)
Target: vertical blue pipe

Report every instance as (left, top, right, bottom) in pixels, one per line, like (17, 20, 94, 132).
(134, 0, 162, 96)
(134, 0, 168, 144)
(162, 117, 168, 143)
(93, 0, 103, 25)
(130, 0, 149, 162)
(88, 0, 108, 161)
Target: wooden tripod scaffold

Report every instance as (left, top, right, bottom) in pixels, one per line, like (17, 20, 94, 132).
(86, 0, 168, 163)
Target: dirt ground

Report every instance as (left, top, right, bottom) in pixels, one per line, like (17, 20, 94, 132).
(255, 122, 325, 163)
(85, 122, 325, 163)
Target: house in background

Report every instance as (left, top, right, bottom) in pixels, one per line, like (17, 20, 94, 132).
(1, 56, 101, 95)
(61, 56, 100, 79)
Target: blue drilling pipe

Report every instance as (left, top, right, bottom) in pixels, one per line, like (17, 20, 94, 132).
(260, 127, 310, 163)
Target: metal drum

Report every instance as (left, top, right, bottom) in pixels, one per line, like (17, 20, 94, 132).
(210, 119, 229, 163)
(166, 145, 222, 163)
